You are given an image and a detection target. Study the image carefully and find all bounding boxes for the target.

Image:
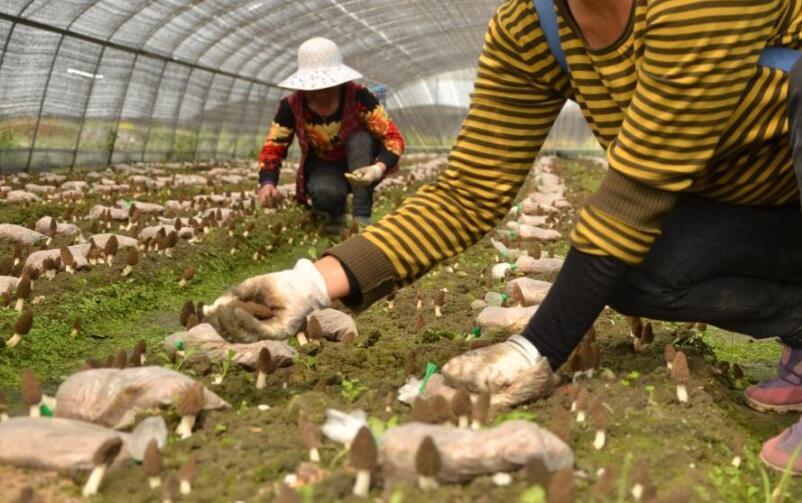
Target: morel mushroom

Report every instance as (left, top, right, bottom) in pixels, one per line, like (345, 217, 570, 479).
(15, 273, 31, 312)
(671, 351, 690, 403)
(7, 308, 33, 348)
(298, 412, 322, 463)
(350, 427, 377, 497)
(60, 245, 76, 274)
(82, 437, 122, 497)
(164, 231, 178, 258)
(21, 369, 41, 417)
(548, 467, 575, 503)
(256, 347, 271, 390)
(175, 381, 205, 439)
(415, 436, 441, 491)
(132, 339, 147, 365)
(178, 454, 197, 495)
(144, 439, 162, 489)
(122, 248, 138, 277)
(433, 289, 445, 318)
(591, 398, 607, 450)
(451, 388, 472, 429)
(179, 267, 196, 288)
(731, 433, 743, 468)
(574, 387, 591, 423)
(162, 474, 179, 503)
(664, 343, 676, 369)
(104, 236, 119, 266)
(179, 300, 196, 328)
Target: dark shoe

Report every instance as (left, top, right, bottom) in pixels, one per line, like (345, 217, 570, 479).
(745, 345, 802, 413)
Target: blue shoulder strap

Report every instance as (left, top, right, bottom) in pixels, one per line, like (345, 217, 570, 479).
(532, 0, 799, 75)
(533, 0, 568, 73)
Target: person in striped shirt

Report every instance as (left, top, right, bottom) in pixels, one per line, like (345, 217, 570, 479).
(212, 0, 802, 471)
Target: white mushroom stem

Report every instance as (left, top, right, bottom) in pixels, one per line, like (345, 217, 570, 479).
(458, 415, 469, 429)
(676, 384, 688, 403)
(82, 464, 107, 497)
(176, 415, 197, 439)
(631, 483, 644, 501)
(418, 476, 439, 491)
(416, 299, 422, 310)
(178, 279, 187, 288)
(149, 476, 161, 489)
(229, 248, 236, 256)
(106, 255, 115, 266)
(122, 266, 133, 277)
(387, 300, 394, 310)
(0, 412, 8, 422)
(45, 270, 56, 280)
(576, 410, 586, 423)
(731, 456, 741, 468)
(471, 420, 481, 431)
(166, 249, 174, 258)
(297, 332, 308, 346)
(180, 480, 191, 495)
(252, 252, 260, 261)
(7, 334, 22, 348)
(434, 306, 442, 317)
(667, 362, 672, 369)
(29, 405, 40, 417)
(353, 470, 371, 497)
(66, 265, 74, 274)
(256, 371, 267, 390)
(309, 448, 320, 463)
(593, 430, 606, 450)
(15, 299, 24, 312)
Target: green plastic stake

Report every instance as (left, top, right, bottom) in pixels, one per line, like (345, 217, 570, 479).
(501, 293, 509, 302)
(471, 327, 481, 338)
(510, 264, 519, 271)
(39, 404, 53, 417)
(419, 362, 438, 394)
(175, 340, 185, 351)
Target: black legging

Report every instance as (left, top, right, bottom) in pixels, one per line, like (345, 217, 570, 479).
(524, 57, 802, 370)
(305, 131, 379, 219)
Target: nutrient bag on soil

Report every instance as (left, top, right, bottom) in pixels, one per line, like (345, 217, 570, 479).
(0, 224, 47, 246)
(381, 420, 573, 483)
(0, 417, 131, 472)
(55, 367, 229, 430)
(163, 323, 297, 369)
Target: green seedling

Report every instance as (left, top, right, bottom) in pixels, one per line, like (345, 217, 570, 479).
(340, 376, 368, 405)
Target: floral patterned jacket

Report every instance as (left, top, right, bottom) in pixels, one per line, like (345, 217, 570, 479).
(257, 82, 405, 203)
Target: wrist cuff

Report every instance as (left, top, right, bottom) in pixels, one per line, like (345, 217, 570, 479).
(508, 335, 542, 366)
(294, 258, 331, 307)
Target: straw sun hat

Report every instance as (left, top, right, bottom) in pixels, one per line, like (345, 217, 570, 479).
(278, 37, 363, 91)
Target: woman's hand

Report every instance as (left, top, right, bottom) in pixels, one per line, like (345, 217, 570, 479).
(345, 162, 386, 186)
(204, 259, 331, 342)
(257, 183, 283, 208)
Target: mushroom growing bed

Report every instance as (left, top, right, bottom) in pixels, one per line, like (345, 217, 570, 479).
(0, 155, 796, 502)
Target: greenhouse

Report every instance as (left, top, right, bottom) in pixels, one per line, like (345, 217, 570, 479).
(1, 0, 801, 501)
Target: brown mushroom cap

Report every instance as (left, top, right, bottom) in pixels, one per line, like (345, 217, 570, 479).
(176, 381, 205, 416)
(472, 391, 491, 424)
(104, 236, 118, 256)
(165, 231, 178, 248)
(547, 467, 575, 503)
(626, 317, 643, 338)
(20, 369, 41, 406)
(15, 274, 31, 299)
(575, 387, 591, 411)
(0, 256, 13, 275)
(306, 315, 322, 340)
(231, 301, 273, 320)
(671, 352, 690, 384)
(451, 388, 472, 418)
(414, 436, 441, 477)
(549, 403, 571, 443)
(93, 437, 123, 467)
(14, 309, 33, 336)
(178, 454, 197, 482)
(133, 339, 146, 355)
(162, 474, 179, 501)
(524, 457, 552, 487)
(733, 363, 744, 380)
(276, 483, 301, 503)
(59, 245, 75, 268)
(112, 349, 127, 369)
(349, 426, 377, 471)
(590, 398, 606, 430)
(664, 343, 676, 364)
(429, 395, 453, 424)
(143, 439, 162, 477)
(256, 347, 272, 374)
(298, 412, 321, 449)
(434, 289, 445, 307)
(179, 300, 196, 327)
(182, 267, 196, 281)
(125, 248, 138, 267)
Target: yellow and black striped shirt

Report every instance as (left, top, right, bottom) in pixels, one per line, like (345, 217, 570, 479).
(329, 0, 802, 304)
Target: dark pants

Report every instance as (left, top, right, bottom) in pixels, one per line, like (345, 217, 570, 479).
(607, 56, 802, 346)
(305, 131, 379, 220)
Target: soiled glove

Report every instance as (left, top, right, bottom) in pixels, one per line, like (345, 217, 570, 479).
(345, 162, 385, 186)
(205, 259, 330, 342)
(441, 335, 556, 409)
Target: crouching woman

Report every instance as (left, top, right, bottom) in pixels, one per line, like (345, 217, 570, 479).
(256, 37, 405, 233)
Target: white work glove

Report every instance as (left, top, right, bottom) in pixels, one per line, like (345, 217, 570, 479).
(441, 335, 556, 409)
(345, 162, 385, 186)
(205, 259, 330, 342)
